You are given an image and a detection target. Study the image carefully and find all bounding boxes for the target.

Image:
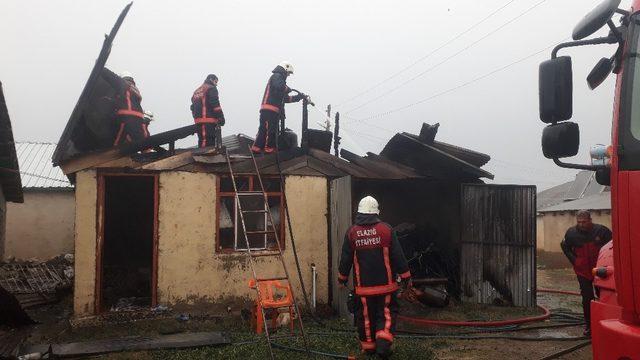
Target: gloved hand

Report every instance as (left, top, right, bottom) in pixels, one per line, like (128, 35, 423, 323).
(399, 278, 411, 295)
(291, 93, 305, 102)
(338, 278, 348, 288)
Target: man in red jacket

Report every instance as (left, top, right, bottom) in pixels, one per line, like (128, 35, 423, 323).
(191, 74, 225, 148)
(560, 210, 612, 336)
(338, 196, 411, 358)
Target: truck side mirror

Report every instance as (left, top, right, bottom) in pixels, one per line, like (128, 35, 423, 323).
(572, 0, 621, 40)
(542, 122, 580, 159)
(539, 56, 573, 123)
(587, 57, 614, 89)
(596, 167, 611, 186)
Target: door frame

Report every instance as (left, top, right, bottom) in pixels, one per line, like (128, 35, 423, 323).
(95, 172, 159, 314)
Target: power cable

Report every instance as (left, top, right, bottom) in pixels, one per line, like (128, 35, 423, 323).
(347, 38, 564, 123)
(335, 0, 518, 107)
(342, 0, 549, 115)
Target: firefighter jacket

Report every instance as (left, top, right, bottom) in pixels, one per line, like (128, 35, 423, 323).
(259, 66, 296, 116)
(561, 224, 611, 280)
(191, 81, 224, 124)
(102, 69, 144, 119)
(338, 214, 411, 296)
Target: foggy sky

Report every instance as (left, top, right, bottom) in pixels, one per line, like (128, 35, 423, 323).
(0, 0, 626, 190)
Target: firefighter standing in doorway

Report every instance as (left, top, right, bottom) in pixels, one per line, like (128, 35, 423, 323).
(251, 61, 305, 154)
(560, 210, 612, 337)
(102, 69, 150, 146)
(338, 196, 411, 358)
(191, 74, 225, 148)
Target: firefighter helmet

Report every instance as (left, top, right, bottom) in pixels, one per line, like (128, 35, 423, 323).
(279, 61, 294, 75)
(358, 196, 380, 215)
(120, 71, 134, 81)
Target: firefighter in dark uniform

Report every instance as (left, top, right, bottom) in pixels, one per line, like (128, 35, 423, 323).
(560, 210, 612, 337)
(338, 196, 411, 358)
(191, 74, 225, 148)
(251, 61, 304, 154)
(102, 69, 149, 146)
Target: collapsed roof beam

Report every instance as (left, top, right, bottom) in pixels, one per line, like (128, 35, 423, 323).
(60, 124, 197, 175)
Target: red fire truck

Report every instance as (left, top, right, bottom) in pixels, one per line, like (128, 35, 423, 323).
(539, 0, 640, 357)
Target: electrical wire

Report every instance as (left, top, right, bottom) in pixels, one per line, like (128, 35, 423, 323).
(336, 0, 518, 107)
(347, 38, 564, 123)
(342, 0, 549, 115)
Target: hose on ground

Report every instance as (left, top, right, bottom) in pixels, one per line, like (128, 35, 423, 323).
(538, 340, 592, 360)
(306, 331, 589, 342)
(537, 288, 581, 296)
(398, 304, 551, 327)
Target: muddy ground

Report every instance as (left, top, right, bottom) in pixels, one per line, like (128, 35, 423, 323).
(13, 255, 590, 359)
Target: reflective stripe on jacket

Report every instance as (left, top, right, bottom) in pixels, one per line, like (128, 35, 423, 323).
(338, 215, 411, 296)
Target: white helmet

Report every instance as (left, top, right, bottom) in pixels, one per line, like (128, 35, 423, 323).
(279, 61, 294, 75)
(120, 71, 134, 81)
(143, 111, 154, 122)
(358, 196, 380, 215)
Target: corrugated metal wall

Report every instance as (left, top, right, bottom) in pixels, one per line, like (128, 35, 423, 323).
(460, 184, 536, 307)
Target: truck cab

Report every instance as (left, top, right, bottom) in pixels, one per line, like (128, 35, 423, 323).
(538, 0, 640, 358)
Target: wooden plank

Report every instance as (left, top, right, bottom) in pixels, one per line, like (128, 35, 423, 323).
(308, 148, 379, 179)
(141, 151, 194, 171)
(22, 332, 230, 357)
(99, 156, 140, 169)
(340, 149, 409, 179)
(364, 152, 423, 176)
(59, 125, 198, 175)
(306, 157, 348, 177)
(193, 154, 228, 164)
(60, 148, 121, 175)
(330, 176, 353, 319)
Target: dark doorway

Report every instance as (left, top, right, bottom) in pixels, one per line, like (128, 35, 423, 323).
(100, 175, 156, 311)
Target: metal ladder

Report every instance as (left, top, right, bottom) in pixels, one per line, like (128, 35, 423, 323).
(225, 148, 310, 359)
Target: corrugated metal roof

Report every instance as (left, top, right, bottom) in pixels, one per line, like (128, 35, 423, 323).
(538, 191, 611, 212)
(15, 142, 72, 189)
(537, 170, 607, 211)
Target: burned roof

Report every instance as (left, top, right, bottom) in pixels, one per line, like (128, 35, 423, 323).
(53, 4, 132, 166)
(0, 82, 23, 203)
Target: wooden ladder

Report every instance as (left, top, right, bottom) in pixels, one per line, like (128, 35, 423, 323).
(224, 148, 310, 359)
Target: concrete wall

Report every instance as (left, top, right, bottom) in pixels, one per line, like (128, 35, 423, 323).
(540, 210, 612, 252)
(536, 214, 544, 250)
(157, 172, 329, 307)
(74, 170, 329, 317)
(73, 170, 98, 316)
(4, 190, 75, 261)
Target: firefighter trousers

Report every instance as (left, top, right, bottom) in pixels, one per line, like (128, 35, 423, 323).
(114, 115, 149, 146)
(577, 275, 595, 328)
(196, 123, 219, 148)
(253, 110, 280, 150)
(354, 291, 398, 357)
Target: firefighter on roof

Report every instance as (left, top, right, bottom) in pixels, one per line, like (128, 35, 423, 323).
(102, 69, 150, 146)
(251, 61, 304, 154)
(191, 74, 225, 148)
(338, 196, 411, 358)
